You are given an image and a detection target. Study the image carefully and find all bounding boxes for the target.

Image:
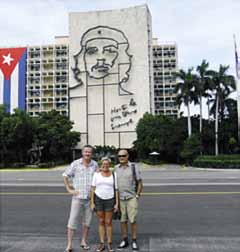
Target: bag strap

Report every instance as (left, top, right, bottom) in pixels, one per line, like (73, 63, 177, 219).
(112, 172, 116, 191)
(131, 163, 137, 183)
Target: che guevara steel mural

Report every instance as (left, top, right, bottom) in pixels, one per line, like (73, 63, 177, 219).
(70, 26, 137, 132)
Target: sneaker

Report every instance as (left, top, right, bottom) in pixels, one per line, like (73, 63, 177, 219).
(117, 240, 129, 250)
(132, 241, 139, 251)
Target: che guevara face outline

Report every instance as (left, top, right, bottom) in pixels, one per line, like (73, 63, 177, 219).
(84, 38, 119, 79)
(71, 26, 133, 95)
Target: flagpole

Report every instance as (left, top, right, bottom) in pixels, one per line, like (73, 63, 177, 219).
(234, 34, 240, 143)
(236, 78, 240, 143)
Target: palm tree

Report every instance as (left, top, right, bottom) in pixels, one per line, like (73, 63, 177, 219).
(175, 68, 198, 137)
(208, 65, 236, 155)
(196, 60, 211, 132)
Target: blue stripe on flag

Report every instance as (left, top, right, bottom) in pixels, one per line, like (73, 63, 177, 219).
(3, 78, 11, 113)
(18, 49, 27, 110)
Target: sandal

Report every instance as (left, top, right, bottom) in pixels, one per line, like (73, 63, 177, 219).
(96, 242, 105, 252)
(64, 249, 73, 252)
(107, 243, 114, 252)
(80, 244, 90, 250)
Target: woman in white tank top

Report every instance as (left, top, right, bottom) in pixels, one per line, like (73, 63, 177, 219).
(91, 157, 119, 252)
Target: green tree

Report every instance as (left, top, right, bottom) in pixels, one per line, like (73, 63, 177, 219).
(196, 60, 212, 132)
(208, 65, 236, 155)
(0, 107, 35, 166)
(135, 113, 187, 162)
(35, 110, 80, 162)
(0, 105, 10, 166)
(10, 109, 35, 163)
(175, 68, 198, 137)
(180, 134, 202, 164)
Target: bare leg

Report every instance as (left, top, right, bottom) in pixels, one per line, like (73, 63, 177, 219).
(97, 211, 105, 243)
(121, 222, 128, 240)
(66, 228, 74, 250)
(131, 222, 137, 240)
(105, 211, 113, 243)
(81, 225, 90, 245)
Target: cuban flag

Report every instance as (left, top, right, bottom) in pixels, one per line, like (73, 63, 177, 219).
(0, 47, 27, 113)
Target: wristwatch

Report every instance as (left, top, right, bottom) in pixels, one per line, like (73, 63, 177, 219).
(136, 194, 140, 199)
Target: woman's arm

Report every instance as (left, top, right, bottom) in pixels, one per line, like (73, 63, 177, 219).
(115, 190, 119, 206)
(90, 186, 96, 211)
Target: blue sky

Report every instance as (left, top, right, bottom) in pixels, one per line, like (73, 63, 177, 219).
(1, 0, 239, 73)
(1, 0, 239, 116)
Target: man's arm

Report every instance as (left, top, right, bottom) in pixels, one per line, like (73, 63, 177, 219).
(136, 179, 143, 196)
(63, 176, 79, 196)
(135, 164, 143, 197)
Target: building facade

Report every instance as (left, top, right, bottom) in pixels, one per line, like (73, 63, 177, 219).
(26, 37, 69, 116)
(152, 38, 179, 117)
(69, 5, 153, 148)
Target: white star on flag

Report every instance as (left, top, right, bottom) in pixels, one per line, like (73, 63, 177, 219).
(2, 53, 14, 66)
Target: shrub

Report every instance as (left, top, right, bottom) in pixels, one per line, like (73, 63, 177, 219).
(38, 162, 56, 168)
(180, 134, 201, 164)
(193, 155, 240, 169)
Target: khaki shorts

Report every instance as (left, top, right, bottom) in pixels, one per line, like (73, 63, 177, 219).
(120, 197, 138, 223)
(67, 197, 93, 230)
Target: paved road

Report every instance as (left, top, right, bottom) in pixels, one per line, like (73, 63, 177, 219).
(1, 164, 240, 252)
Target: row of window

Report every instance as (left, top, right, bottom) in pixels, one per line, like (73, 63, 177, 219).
(28, 110, 68, 116)
(27, 76, 68, 84)
(153, 52, 176, 57)
(154, 84, 176, 88)
(154, 76, 176, 82)
(154, 90, 176, 95)
(28, 64, 68, 71)
(153, 64, 176, 68)
(154, 110, 178, 115)
(155, 101, 177, 109)
(153, 47, 175, 51)
(154, 59, 176, 63)
(28, 51, 68, 58)
(154, 71, 176, 76)
(28, 71, 68, 77)
(28, 58, 68, 64)
(29, 45, 68, 51)
(28, 90, 67, 96)
(27, 97, 68, 103)
(27, 84, 68, 90)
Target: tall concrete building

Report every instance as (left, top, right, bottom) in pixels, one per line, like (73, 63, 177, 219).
(152, 38, 179, 117)
(26, 37, 69, 116)
(69, 5, 153, 148)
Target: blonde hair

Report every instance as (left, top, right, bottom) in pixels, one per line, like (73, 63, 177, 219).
(101, 157, 111, 163)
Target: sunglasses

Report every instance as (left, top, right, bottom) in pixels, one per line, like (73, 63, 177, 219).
(118, 155, 127, 158)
